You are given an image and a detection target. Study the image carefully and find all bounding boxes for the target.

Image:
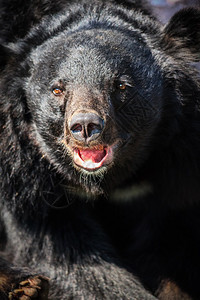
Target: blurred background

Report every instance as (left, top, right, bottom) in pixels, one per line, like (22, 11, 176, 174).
(150, 0, 200, 23)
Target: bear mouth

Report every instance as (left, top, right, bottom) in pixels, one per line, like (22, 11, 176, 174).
(73, 146, 112, 171)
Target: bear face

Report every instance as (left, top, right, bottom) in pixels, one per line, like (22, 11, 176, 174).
(24, 23, 163, 195)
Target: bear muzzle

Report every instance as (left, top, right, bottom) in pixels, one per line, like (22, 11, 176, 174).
(67, 111, 113, 171)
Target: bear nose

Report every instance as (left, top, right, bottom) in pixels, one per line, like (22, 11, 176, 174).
(69, 112, 104, 142)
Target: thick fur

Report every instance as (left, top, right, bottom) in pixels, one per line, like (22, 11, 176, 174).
(0, 0, 200, 299)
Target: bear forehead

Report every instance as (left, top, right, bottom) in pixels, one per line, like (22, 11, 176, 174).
(30, 27, 150, 66)
(29, 27, 155, 85)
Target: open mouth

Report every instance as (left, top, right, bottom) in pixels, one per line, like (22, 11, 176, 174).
(73, 146, 112, 171)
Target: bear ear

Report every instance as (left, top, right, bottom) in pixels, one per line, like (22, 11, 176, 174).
(161, 7, 200, 61)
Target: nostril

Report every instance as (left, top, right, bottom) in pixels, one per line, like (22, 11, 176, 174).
(87, 123, 102, 137)
(71, 123, 82, 133)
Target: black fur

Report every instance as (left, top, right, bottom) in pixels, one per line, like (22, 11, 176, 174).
(0, 0, 200, 299)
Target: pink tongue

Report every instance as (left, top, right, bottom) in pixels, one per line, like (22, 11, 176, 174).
(79, 149, 106, 163)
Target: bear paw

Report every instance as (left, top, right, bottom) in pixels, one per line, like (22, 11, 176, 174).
(8, 275, 49, 300)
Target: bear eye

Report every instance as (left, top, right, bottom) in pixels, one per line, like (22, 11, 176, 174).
(116, 76, 134, 91)
(118, 83, 127, 91)
(52, 87, 64, 96)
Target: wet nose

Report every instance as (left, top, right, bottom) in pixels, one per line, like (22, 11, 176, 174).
(69, 112, 104, 142)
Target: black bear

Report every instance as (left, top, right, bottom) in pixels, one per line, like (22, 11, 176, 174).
(0, 0, 200, 299)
